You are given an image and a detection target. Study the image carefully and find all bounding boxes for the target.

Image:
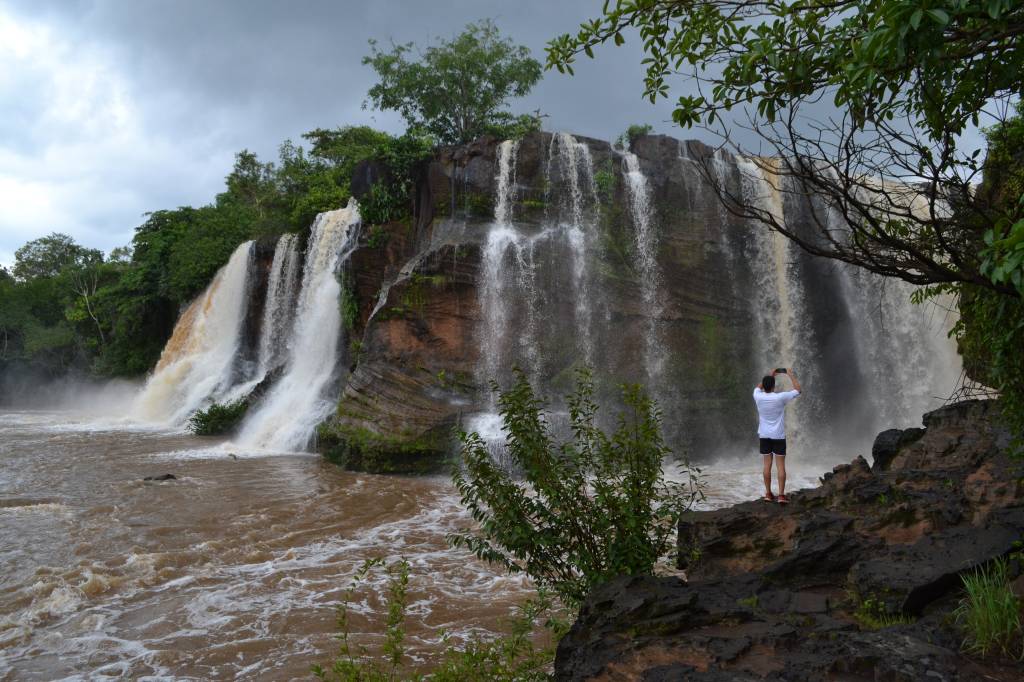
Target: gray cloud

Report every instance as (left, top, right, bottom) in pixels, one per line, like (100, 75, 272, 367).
(1, 1, 985, 267)
(3, 0, 704, 265)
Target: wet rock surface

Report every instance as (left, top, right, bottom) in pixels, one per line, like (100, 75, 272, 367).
(556, 400, 1024, 680)
(316, 131, 797, 471)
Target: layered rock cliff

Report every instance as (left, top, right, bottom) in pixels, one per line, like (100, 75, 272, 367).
(554, 399, 1024, 680)
(313, 131, 958, 472)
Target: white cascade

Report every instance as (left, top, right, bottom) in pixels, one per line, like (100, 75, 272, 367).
(480, 140, 541, 387)
(131, 241, 255, 426)
(622, 151, 665, 384)
(827, 198, 962, 432)
(256, 232, 302, 376)
(551, 132, 598, 367)
(735, 156, 813, 443)
(234, 201, 361, 451)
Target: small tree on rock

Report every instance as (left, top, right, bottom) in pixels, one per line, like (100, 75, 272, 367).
(363, 20, 543, 145)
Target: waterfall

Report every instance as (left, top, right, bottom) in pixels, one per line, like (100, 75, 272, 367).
(234, 200, 361, 452)
(735, 156, 814, 444)
(256, 232, 301, 376)
(132, 241, 255, 426)
(550, 133, 598, 367)
(622, 151, 665, 385)
(828, 194, 962, 433)
(478, 136, 602, 394)
(479, 140, 542, 389)
(839, 266, 961, 428)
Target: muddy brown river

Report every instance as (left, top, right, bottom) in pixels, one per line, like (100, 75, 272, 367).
(0, 409, 832, 680)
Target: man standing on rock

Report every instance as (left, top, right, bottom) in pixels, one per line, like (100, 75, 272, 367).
(753, 368, 801, 504)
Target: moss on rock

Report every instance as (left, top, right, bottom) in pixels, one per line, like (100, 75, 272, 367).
(316, 422, 451, 474)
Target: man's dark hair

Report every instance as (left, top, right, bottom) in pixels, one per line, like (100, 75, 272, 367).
(762, 375, 776, 392)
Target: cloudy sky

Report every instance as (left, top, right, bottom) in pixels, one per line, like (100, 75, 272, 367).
(1, 0, 711, 267)
(0, 1, 989, 269)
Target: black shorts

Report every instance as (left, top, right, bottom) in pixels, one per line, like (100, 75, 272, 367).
(759, 438, 787, 456)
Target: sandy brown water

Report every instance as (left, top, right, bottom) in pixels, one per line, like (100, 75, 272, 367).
(0, 410, 838, 680)
(0, 410, 537, 680)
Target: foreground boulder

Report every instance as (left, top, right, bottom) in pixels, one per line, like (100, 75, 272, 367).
(555, 400, 1024, 680)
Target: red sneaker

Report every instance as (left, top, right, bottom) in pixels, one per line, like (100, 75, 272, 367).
(764, 492, 776, 502)
(777, 495, 789, 505)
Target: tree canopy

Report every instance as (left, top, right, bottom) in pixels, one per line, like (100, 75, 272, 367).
(13, 233, 102, 281)
(363, 20, 543, 145)
(547, 0, 1024, 297)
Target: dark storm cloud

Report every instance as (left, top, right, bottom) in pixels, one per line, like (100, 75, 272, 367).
(5, 0, 710, 264)
(12, 0, 687, 149)
(1, 1, 986, 267)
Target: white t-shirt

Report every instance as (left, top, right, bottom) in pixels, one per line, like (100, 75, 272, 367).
(753, 387, 800, 439)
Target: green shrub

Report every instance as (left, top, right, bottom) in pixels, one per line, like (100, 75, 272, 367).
(593, 159, 616, 204)
(450, 368, 704, 607)
(366, 225, 390, 249)
(955, 558, 1023, 658)
(616, 123, 653, 149)
(187, 399, 249, 435)
(852, 595, 913, 630)
(311, 558, 565, 681)
(359, 133, 435, 226)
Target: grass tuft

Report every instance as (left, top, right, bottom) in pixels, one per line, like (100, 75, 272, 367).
(954, 558, 1023, 658)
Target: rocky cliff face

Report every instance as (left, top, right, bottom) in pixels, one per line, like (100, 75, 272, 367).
(314, 131, 959, 472)
(554, 399, 1024, 680)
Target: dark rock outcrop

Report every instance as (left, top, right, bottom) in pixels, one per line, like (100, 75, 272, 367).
(143, 473, 177, 481)
(556, 400, 1024, 680)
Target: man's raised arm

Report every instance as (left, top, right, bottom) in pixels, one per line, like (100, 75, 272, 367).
(788, 369, 802, 393)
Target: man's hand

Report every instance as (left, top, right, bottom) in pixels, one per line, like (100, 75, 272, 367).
(788, 369, 802, 392)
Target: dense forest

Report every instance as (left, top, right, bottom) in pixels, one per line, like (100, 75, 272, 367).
(0, 126, 430, 384)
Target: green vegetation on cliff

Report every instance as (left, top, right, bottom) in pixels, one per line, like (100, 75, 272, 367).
(316, 422, 448, 474)
(0, 125, 430, 384)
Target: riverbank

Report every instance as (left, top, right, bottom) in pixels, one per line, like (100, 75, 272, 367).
(556, 399, 1024, 680)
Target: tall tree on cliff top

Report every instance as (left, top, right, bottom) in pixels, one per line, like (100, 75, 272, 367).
(363, 19, 543, 145)
(547, 0, 1024, 299)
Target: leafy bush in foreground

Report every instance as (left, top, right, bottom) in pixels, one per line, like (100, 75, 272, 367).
(187, 399, 249, 435)
(450, 368, 704, 607)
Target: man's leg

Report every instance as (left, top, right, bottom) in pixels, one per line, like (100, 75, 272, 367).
(776, 454, 787, 496)
(762, 454, 773, 496)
